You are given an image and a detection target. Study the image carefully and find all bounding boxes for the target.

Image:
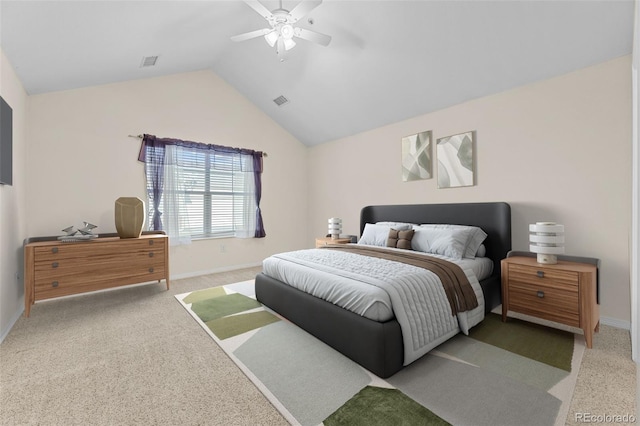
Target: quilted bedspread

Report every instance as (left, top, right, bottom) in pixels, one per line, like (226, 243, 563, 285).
(263, 246, 485, 365)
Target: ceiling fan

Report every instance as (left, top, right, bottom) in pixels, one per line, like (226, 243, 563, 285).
(231, 0, 332, 61)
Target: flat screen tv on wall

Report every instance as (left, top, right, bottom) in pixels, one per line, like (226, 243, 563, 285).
(0, 95, 12, 186)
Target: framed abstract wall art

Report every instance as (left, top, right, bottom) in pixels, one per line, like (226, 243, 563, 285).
(401, 130, 432, 182)
(437, 131, 475, 188)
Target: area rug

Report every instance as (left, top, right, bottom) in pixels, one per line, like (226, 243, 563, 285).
(176, 281, 585, 426)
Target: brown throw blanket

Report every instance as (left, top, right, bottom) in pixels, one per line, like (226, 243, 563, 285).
(320, 244, 478, 315)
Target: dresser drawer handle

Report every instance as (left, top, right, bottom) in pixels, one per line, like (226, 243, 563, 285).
(536, 290, 545, 298)
(149, 267, 154, 273)
(52, 262, 59, 268)
(52, 247, 58, 254)
(52, 281, 59, 288)
(536, 271, 544, 278)
(149, 252, 154, 258)
(149, 240, 154, 246)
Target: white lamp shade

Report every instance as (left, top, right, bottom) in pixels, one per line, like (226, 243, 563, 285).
(328, 218, 342, 239)
(283, 38, 296, 51)
(529, 222, 564, 264)
(264, 31, 278, 47)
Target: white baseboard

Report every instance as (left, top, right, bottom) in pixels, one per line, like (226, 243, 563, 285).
(170, 262, 262, 281)
(600, 316, 631, 330)
(0, 303, 24, 345)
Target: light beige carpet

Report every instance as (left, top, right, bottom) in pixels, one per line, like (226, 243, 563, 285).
(0, 266, 635, 425)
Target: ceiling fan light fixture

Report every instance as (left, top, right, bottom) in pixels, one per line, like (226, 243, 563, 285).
(264, 30, 278, 47)
(284, 38, 296, 51)
(280, 24, 294, 39)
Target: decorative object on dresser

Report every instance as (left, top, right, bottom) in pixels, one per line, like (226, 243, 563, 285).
(501, 253, 599, 348)
(23, 231, 169, 317)
(436, 131, 475, 188)
(115, 196, 146, 238)
(328, 217, 342, 239)
(315, 236, 351, 248)
(58, 222, 98, 242)
(401, 130, 432, 182)
(529, 222, 565, 264)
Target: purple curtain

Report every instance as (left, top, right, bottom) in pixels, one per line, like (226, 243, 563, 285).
(138, 134, 266, 238)
(252, 152, 266, 238)
(138, 135, 166, 230)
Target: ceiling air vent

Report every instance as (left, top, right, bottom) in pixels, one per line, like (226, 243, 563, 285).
(273, 95, 289, 107)
(140, 56, 159, 68)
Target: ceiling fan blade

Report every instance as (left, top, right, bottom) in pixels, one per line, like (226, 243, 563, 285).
(294, 27, 331, 46)
(288, 0, 322, 23)
(243, 0, 273, 20)
(231, 28, 271, 42)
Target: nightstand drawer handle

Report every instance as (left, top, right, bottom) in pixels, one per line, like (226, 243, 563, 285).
(149, 267, 154, 273)
(149, 240, 154, 246)
(52, 281, 59, 288)
(149, 252, 154, 258)
(537, 290, 545, 298)
(536, 271, 544, 278)
(52, 247, 58, 254)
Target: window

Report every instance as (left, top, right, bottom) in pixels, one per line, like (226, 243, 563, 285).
(138, 135, 265, 245)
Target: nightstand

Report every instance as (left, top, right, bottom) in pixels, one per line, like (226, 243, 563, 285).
(501, 256, 599, 348)
(315, 237, 351, 248)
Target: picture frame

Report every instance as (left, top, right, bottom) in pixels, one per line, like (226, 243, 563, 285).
(436, 131, 475, 188)
(401, 130, 432, 182)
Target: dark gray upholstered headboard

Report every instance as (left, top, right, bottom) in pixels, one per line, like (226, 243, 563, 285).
(360, 202, 511, 278)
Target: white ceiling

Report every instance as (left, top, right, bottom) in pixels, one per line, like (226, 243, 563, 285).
(0, 0, 634, 146)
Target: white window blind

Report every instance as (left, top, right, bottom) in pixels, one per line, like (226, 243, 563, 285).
(145, 144, 257, 244)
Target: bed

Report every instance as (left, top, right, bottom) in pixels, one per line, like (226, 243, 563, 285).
(255, 202, 511, 378)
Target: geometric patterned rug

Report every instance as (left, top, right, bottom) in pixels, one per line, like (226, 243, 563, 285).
(176, 281, 585, 426)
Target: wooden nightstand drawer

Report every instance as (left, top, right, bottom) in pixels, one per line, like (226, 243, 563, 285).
(508, 281, 579, 327)
(508, 263, 578, 289)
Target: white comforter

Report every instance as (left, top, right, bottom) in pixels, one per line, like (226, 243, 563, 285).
(262, 245, 485, 365)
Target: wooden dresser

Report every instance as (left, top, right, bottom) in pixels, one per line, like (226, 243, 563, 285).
(501, 256, 599, 348)
(24, 234, 169, 317)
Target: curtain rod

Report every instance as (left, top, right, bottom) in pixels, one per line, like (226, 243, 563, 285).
(128, 134, 268, 157)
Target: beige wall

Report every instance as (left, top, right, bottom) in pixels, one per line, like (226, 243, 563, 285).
(0, 48, 28, 339)
(26, 70, 309, 278)
(2, 52, 633, 334)
(308, 55, 633, 324)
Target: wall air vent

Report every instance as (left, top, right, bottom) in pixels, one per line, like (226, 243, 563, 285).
(140, 56, 159, 68)
(273, 95, 289, 107)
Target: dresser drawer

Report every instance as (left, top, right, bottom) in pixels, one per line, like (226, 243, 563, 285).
(34, 238, 163, 261)
(34, 265, 166, 299)
(507, 263, 578, 289)
(33, 255, 165, 284)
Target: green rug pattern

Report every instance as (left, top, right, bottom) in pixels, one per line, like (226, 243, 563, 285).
(176, 281, 583, 426)
(324, 386, 451, 426)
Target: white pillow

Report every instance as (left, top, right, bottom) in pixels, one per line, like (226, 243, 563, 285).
(419, 224, 487, 259)
(476, 244, 486, 258)
(358, 223, 393, 247)
(375, 221, 415, 231)
(411, 227, 469, 260)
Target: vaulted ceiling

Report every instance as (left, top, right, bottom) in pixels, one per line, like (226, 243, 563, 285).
(0, 1, 634, 146)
